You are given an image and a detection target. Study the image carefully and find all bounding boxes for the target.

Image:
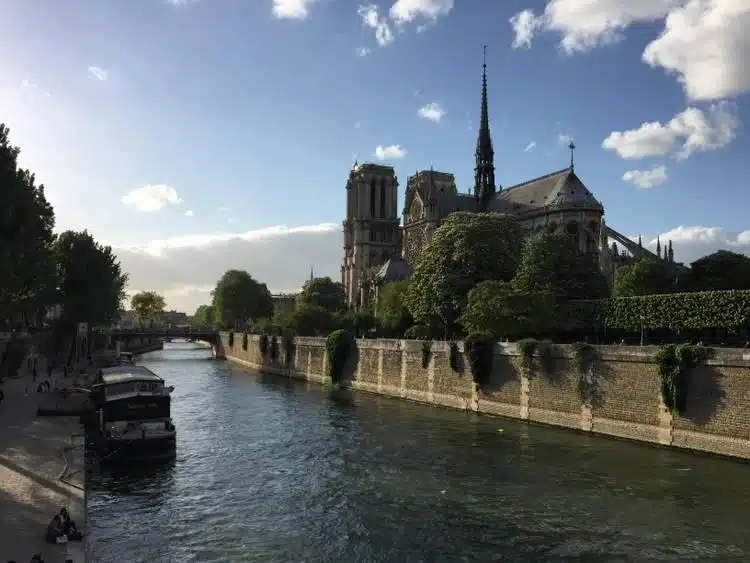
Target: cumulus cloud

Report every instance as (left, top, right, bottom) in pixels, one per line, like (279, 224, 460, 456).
(359, 0, 453, 48)
(112, 223, 341, 312)
(602, 102, 739, 160)
(417, 102, 445, 123)
(273, 0, 318, 19)
(359, 5, 395, 46)
(508, 0, 750, 101)
(628, 225, 750, 264)
(622, 165, 668, 188)
(121, 184, 183, 212)
(374, 144, 407, 160)
(88, 66, 108, 81)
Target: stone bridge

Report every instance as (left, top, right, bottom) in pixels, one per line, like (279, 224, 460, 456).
(100, 328, 224, 358)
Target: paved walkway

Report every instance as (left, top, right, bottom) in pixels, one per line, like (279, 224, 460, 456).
(0, 360, 86, 563)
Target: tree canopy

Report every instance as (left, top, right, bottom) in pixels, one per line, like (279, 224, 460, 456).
(131, 291, 166, 327)
(685, 250, 750, 292)
(375, 280, 413, 337)
(212, 269, 273, 329)
(404, 212, 523, 333)
(613, 258, 676, 297)
(192, 304, 215, 328)
(297, 277, 346, 312)
(54, 230, 128, 327)
(0, 124, 56, 325)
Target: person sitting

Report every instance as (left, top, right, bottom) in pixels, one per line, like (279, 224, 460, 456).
(44, 514, 66, 543)
(59, 508, 82, 541)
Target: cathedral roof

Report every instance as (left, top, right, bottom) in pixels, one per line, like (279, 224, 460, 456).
(487, 167, 602, 215)
(374, 256, 412, 282)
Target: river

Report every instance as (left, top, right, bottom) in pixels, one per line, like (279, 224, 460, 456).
(86, 341, 750, 562)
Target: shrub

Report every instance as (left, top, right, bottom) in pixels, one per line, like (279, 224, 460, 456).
(270, 336, 279, 362)
(570, 342, 599, 404)
(228, 331, 235, 348)
(326, 329, 354, 383)
(464, 332, 495, 386)
(517, 338, 538, 376)
(242, 332, 248, 351)
(259, 334, 269, 357)
(654, 343, 706, 414)
(282, 329, 295, 366)
(449, 342, 460, 372)
(421, 340, 432, 369)
(404, 324, 431, 340)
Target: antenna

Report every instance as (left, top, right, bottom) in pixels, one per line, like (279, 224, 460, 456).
(568, 141, 576, 171)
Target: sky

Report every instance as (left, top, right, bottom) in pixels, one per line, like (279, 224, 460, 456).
(1, 0, 749, 313)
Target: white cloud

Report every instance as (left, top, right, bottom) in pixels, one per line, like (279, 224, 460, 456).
(112, 223, 341, 311)
(88, 66, 107, 81)
(374, 144, 407, 160)
(184, 209, 194, 217)
(121, 185, 184, 213)
(358, 5, 394, 46)
(524, 141, 537, 152)
(21, 79, 51, 98)
(273, 0, 318, 19)
(602, 102, 739, 160)
(558, 132, 574, 146)
(508, 0, 750, 101)
(627, 225, 750, 264)
(510, 9, 544, 49)
(622, 165, 668, 188)
(417, 102, 445, 123)
(389, 0, 454, 25)
(356, 47, 372, 57)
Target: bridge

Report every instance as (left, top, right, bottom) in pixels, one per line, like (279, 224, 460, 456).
(101, 327, 220, 342)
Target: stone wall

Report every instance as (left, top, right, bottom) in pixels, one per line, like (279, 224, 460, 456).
(220, 332, 750, 460)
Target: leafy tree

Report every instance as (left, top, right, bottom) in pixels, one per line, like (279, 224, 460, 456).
(513, 232, 609, 300)
(54, 230, 128, 327)
(335, 309, 376, 338)
(461, 281, 555, 339)
(192, 304, 215, 328)
(405, 212, 523, 334)
(685, 250, 750, 291)
(297, 276, 346, 312)
(130, 291, 166, 327)
(613, 258, 676, 297)
(211, 269, 273, 329)
(376, 280, 413, 337)
(0, 124, 56, 326)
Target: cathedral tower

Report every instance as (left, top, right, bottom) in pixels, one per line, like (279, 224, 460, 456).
(342, 163, 401, 308)
(473, 46, 496, 210)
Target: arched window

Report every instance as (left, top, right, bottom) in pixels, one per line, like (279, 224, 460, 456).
(380, 178, 387, 218)
(566, 221, 580, 251)
(370, 178, 376, 217)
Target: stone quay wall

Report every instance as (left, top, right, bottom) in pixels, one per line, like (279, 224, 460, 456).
(219, 332, 750, 461)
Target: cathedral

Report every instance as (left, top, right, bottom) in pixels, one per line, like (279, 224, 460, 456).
(342, 53, 675, 310)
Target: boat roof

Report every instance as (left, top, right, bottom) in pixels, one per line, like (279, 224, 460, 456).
(100, 365, 163, 385)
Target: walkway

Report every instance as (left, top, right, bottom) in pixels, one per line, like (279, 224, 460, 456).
(0, 361, 86, 563)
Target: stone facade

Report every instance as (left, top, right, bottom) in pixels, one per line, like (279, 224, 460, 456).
(221, 332, 750, 461)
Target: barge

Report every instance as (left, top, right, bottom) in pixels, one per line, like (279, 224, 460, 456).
(88, 365, 176, 463)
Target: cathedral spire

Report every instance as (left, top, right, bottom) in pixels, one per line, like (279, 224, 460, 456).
(668, 240, 674, 263)
(656, 237, 661, 258)
(473, 45, 496, 210)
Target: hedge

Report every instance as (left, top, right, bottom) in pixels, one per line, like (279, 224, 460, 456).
(572, 290, 750, 331)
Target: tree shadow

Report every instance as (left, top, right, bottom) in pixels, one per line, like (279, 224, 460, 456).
(680, 364, 727, 425)
(483, 354, 519, 391)
(582, 354, 617, 410)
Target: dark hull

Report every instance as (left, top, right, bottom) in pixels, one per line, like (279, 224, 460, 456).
(96, 435, 176, 464)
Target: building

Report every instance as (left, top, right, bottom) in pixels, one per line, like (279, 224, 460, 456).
(342, 50, 676, 310)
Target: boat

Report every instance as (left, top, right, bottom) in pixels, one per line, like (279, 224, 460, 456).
(87, 365, 176, 463)
(118, 351, 135, 365)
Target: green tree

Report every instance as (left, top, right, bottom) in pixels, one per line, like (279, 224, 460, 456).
(685, 250, 750, 291)
(54, 230, 128, 327)
(376, 280, 413, 337)
(192, 304, 215, 328)
(613, 258, 676, 297)
(211, 269, 273, 329)
(335, 309, 376, 337)
(405, 212, 523, 335)
(0, 124, 57, 326)
(297, 276, 346, 312)
(513, 232, 609, 300)
(130, 291, 167, 327)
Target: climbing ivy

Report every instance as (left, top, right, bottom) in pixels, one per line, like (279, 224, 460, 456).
(464, 332, 494, 386)
(228, 331, 235, 348)
(282, 329, 295, 366)
(517, 338, 539, 377)
(449, 342, 460, 372)
(242, 332, 248, 351)
(270, 336, 279, 362)
(326, 329, 354, 383)
(421, 340, 432, 369)
(570, 342, 599, 404)
(654, 343, 706, 414)
(259, 334, 269, 357)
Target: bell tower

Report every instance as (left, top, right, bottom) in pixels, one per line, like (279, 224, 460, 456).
(342, 163, 401, 309)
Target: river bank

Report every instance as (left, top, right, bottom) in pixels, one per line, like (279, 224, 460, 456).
(0, 362, 86, 563)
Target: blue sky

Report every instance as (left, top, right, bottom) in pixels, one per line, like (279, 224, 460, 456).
(2, 0, 748, 311)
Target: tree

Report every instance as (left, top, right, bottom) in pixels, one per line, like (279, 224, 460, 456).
(613, 258, 676, 297)
(297, 277, 346, 312)
(405, 212, 523, 334)
(0, 124, 57, 326)
(192, 304, 215, 328)
(53, 230, 128, 327)
(685, 250, 750, 292)
(131, 291, 166, 327)
(212, 269, 273, 330)
(376, 280, 412, 337)
(513, 232, 609, 300)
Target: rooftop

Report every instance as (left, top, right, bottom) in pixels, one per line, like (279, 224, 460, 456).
(100, 365, 164, 385)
